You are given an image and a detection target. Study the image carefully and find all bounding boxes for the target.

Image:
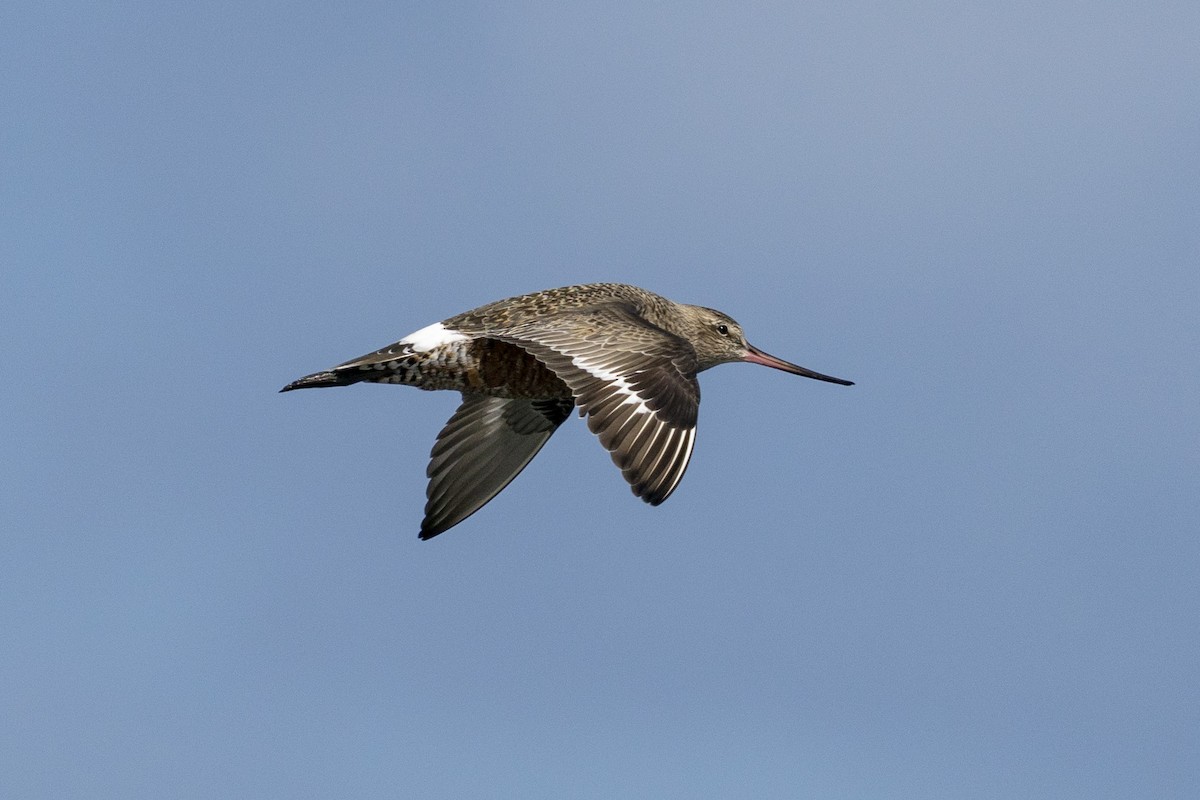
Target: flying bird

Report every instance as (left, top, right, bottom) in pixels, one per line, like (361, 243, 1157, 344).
(281, 283, 852, 538)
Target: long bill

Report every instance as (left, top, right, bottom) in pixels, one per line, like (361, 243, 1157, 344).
(743, 343, 854, 386)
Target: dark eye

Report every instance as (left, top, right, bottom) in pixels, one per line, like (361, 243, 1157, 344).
(716, 323, 730, 336)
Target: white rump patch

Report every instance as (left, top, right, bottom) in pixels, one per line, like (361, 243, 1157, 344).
(402, 322, 468, 353)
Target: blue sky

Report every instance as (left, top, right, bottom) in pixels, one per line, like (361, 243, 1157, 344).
(3, 3, 1198, 797)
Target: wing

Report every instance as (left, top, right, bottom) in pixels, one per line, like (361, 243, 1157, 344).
(482, 304, 701, 506)
(421, 395, 573, 539)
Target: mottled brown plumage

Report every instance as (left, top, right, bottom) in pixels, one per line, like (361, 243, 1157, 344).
(281, 283, 853, 539)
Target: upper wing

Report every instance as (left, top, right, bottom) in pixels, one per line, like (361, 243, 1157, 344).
(482, 304, 701, 506)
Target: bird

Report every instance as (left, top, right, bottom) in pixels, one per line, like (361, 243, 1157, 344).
(281, 283, 853, 539)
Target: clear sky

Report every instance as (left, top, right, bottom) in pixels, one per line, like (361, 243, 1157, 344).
(3, 3, 1198, 798)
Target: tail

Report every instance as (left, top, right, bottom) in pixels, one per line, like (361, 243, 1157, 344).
(279, 369, 362, 392)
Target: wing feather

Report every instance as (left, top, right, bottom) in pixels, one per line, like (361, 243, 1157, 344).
(421, 396, 572, 539)
(472, 304, 702, 505)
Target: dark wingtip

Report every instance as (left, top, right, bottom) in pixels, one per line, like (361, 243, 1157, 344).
(418, 511, 449, 539)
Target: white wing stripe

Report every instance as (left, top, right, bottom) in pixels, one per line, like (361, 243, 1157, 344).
(640, 426, 678, 481)
(661, 427, 696, 498)
(570, 355, 653, 416)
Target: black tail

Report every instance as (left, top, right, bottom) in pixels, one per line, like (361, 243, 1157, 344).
(279, 369, 361, 393)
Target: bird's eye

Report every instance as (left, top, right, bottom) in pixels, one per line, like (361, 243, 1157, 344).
(716, 323, 730, 336)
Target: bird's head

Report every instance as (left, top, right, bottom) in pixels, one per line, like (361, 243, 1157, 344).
(684, 305, 854, 386)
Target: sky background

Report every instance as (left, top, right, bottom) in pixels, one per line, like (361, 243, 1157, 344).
(3, 2, 1198, 798)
